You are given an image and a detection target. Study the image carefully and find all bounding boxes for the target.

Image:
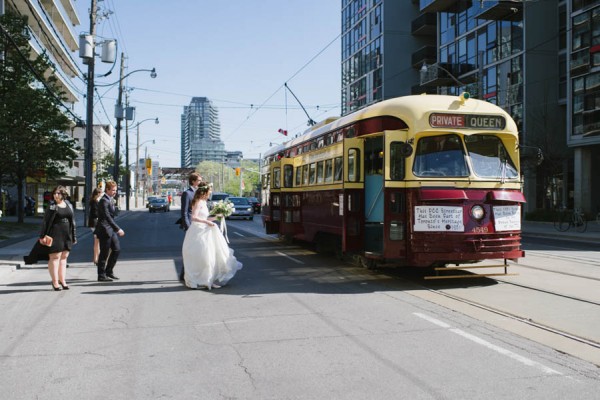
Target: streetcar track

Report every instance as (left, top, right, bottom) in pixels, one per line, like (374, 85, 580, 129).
(428, 287, 600, 350)
(251, 229, 600, 354)
(524, 250, 600, 267)
(511, 262, 600, 283)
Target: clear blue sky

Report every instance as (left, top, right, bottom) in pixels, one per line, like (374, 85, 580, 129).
(74, 0, 341, 167)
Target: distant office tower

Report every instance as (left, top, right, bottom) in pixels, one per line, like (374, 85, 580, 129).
(180, 97, 226, 167)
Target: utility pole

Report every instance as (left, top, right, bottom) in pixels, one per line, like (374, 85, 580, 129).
(124, 90, 130, 210)
(113, 52, 125, 206)
(84, 0, 97, 227)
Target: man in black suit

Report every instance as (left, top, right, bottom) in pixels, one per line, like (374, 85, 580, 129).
(180, 172, 202, 231)
(178, 172, 201, 280)
(95, 180, 125, 282)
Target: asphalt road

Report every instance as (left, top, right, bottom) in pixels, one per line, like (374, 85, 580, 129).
(1, 209, 600, 399)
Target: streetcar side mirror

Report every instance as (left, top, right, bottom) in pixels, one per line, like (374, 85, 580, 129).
(398, 143, 413, 157)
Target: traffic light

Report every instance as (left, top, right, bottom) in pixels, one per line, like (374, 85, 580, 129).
(235, 167, 241, 176)
(145, 158, 152, 175)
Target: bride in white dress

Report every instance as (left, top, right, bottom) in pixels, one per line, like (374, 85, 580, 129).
(182, 183, 242, 289)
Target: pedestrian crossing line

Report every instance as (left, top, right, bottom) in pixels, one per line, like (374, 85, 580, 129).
(413, 312, 562, 376)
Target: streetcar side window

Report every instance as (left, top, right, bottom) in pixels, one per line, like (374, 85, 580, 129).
(295, 166, 302, 186)
(262, 173, 270, 189)
(309, 163, 317, 184)
(334, 157, 343, 182)
(283, 165, 293, 188)
(302, 165, 309, 185)
(273, 167, 281, 189)
(390, 141, 406, 180)
(325, 159, 333, 183)
(317, 161, 324, 184)
(348, 148, 360, 182)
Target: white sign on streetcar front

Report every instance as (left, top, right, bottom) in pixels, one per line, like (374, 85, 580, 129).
(414, 206, 464, 232)
(493, 205, 521, 231)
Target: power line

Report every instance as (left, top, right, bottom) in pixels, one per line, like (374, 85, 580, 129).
(223, 32, 342, 141)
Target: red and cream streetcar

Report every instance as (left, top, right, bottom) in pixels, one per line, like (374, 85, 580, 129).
(261, 93, 524, 276)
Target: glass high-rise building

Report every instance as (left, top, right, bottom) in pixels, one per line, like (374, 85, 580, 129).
(180, 97, 226, 167)
(341, 0, 429, 116)
(341, 0, 600, 215)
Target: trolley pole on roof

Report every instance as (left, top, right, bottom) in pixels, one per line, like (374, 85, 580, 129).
(284, 83, 316, 126)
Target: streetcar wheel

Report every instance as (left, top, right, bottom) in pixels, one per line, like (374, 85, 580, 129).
(359, 256, 377, 270)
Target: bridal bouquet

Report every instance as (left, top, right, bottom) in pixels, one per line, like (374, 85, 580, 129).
(210, 200, 234, 220)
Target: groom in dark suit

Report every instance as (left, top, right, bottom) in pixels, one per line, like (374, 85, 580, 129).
(95, 180, 125, 282)
(180, 172, 202, 231)
(178, 172, 202, 280)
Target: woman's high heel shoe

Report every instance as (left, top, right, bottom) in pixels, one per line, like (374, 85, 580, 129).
(52, 283, 62, 291)
(59, 283, 69, 290)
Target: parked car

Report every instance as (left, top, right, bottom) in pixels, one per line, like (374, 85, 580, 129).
(247, 197, 261, 214)
(227, 197, 253, 220)
(208, 192, 229, 211)
(148, 197, 170, 213)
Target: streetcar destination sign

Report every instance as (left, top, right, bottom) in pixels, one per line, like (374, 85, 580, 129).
(429, 113, 506, 130)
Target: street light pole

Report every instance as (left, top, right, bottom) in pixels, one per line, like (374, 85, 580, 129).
(113, 53, 125, 207)
(134, 118, 158, 208)
(107, 64, 156, 209)
(84, 0, 97, 227)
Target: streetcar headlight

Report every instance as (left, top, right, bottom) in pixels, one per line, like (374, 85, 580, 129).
(471, 205, 485, 220)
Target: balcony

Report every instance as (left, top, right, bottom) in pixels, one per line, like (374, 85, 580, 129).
(420, 63, 460, 86)
(420, 0, 472, 13)
(420, 62, 479, 88)
(476, 0, 523, 21)
(412, 46, 437, 69)
(411, 12, 437, 36)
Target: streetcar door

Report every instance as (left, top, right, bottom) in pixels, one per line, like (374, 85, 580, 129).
(280, 161, 301, 236)
(343, 137, 364, 252)
(384, 130, 410, 260)
(364, 136, 384, 254)
(264, 162, 281, 234)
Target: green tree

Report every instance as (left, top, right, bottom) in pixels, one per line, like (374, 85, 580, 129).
(194, 159, 260, 196)
(0, 13, 79, 222)
(96, 151, 126, 183)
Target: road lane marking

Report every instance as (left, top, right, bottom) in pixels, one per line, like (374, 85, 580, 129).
(275, 251, 304, 264)
(413, 312, 562, 375)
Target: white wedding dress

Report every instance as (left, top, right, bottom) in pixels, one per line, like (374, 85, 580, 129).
(182, 200, 243, 289)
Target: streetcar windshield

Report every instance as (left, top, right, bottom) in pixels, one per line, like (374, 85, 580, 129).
(413, 134, 469, 177)
(465, 135, 518, 178)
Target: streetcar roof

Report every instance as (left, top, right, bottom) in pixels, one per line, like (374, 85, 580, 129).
(263, 94, 518, 159)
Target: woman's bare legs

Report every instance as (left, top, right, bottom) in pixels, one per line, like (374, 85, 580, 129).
(58, 250, 69, 287)
(93, 235, 99, 264)
(48, 252, 61, 289)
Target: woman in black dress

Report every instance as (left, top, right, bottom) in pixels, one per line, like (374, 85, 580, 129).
(88, 187, 103, 265)
(39, 185, 77, 291)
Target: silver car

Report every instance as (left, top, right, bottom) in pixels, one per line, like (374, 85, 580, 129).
(227, 197, 253, 220)
(208, 192, 229, 211)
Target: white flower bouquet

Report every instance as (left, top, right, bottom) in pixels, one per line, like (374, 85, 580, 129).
(210, 200, 234, 220)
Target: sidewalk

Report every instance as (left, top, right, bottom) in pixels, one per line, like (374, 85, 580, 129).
(521, 220, 600, 243)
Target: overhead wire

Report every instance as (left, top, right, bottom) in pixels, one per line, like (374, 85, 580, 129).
(223, 32, 342, 141)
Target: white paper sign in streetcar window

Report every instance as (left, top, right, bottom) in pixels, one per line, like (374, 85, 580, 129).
(493, 205, 521, 231)
(414, 206, 464, 232)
